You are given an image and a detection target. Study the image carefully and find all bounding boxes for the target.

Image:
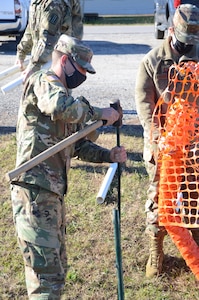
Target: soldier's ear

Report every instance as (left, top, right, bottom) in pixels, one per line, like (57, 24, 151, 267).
(168, 27, 174, 36)
(60, 54, 68, 66)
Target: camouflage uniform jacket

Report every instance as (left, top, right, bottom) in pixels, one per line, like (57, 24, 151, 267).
(135, 36, 199, 163)
(68, 0, 84, 39)
(17, 0, 83, 70)
(14, 70, 112, 195)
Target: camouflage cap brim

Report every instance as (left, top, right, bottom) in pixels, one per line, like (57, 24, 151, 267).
(74, 57, 96, 74)
(54, 34, 96, 74)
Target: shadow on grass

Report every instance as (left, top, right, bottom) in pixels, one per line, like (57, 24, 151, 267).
(162, 255, 190, 278)
(71, 162, 147, 177)
(99, 124, 143, 138)
(127, 151, 143, 162)
(72, 154, 146, 178)
(0, 126, 16, 135)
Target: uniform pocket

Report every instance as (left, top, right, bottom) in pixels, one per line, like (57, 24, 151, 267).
(28, 189, 62, 234)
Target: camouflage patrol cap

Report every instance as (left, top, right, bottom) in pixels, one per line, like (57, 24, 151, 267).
(54, 34, 96, 74)
(173, 4, 199, 45)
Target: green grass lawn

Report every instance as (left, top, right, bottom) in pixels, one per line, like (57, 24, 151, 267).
(0, 119, 199, 299)
(83, 15, 154, 25)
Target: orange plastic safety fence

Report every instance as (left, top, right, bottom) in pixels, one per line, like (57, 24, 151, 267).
(152, 61, 199, 280)
(165, 225, 199, 280)
(153, 61, 199, 228)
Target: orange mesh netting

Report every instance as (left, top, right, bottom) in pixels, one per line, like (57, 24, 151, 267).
(153, 61, 199, 228)
(152, 61, 199, 279)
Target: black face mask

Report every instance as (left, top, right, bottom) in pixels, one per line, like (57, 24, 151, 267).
(64, 58, 86, 89)
(172, 39, 193, 55)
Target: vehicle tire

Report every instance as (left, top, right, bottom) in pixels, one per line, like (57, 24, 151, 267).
(154, 22, 165, 39)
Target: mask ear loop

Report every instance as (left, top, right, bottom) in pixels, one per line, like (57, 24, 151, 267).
(68, 56, 87, 80)
(68, 56, 77, 69)
(171, 32, 177, 47)
(63, 56, 76, 77)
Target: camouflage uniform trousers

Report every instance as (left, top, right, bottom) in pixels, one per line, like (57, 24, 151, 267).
(11, 183, 67, 300)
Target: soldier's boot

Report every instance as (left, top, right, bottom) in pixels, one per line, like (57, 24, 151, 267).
(146, 232, 165, 278)
(191, 229, 199, 246)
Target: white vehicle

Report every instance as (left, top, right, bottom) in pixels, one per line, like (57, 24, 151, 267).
(0, 0, 30, 42)
(154, 0, 199, 39)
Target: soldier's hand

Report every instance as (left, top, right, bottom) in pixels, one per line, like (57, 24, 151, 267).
(21, 67, 34, 83)
(110, 146, 127, 163)
(101, 107, 119, 126)
(110, 100, 123, 127)
(15, 58, 25, 71)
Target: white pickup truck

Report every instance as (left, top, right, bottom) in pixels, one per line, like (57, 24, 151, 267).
(154, 0, 199, 39)
(0, 0, 30, 42)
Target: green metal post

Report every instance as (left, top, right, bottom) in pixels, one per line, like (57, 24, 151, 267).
(113, 208, 124, 300)
(110, 100, 124, 299)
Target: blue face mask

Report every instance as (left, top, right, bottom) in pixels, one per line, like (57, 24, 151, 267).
(64, 58, 86, 89)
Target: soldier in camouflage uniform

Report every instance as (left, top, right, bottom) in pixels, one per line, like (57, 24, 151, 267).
(135, 4, 199, 279)
(15, 0, 83, 76)
(11, 34, 127, 299)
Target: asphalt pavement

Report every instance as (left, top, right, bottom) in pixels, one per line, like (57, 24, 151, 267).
(0, 24, 163, 132)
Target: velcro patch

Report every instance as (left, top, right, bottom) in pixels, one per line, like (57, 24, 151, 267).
(49, 13, 58, 25)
